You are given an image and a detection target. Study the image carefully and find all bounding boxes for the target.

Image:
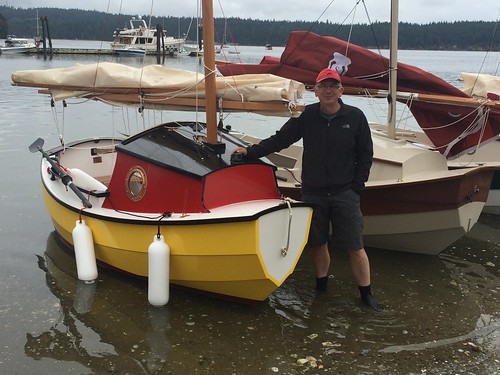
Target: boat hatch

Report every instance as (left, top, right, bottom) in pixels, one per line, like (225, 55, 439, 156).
(115, 123, 229, 178)
(102, 123, 282, 213)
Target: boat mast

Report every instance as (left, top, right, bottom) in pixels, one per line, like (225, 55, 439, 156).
(202, 0, 218, 145)
(387, 0, 399, 139)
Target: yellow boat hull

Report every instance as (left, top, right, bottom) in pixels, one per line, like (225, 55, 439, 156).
(43, 188, 312, 302)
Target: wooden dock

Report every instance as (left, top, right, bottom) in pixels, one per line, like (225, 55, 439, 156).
(35, 48, 117, 55)
(33, 48, 177, 56)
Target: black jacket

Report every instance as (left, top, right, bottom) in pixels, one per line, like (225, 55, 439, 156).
(246, 100, 373, 195)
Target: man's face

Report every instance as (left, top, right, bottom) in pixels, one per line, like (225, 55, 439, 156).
(314, 79, 343, 104)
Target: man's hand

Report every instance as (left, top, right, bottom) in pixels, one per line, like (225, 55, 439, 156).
(231, 147, 248, 156)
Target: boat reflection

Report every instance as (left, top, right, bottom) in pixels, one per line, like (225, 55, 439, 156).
(25, 232, 171, 373)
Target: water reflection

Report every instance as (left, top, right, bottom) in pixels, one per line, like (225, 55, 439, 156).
(26, 234, 155, 373)
(25, 214, 500, 374)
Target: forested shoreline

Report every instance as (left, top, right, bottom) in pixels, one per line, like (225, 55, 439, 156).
(0, 6, 499, 51)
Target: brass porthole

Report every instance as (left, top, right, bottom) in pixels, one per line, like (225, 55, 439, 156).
(125, 166, 147, 202)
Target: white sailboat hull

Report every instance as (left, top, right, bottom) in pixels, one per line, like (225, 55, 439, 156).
(363, 202, 484, 254)
(231, 129, 494, 255)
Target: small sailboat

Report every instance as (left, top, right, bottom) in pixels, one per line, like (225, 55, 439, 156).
(13, 1, 313, 302)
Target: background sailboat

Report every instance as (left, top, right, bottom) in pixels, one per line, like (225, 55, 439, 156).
(217, 0, 498, 254)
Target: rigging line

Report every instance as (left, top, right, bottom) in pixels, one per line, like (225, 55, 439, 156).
(344, 3, 357, 54)
(106, 194, 174, 220)
(50, 97, 63, 145)
(442, 111, 489, 158)
(279, 0, 337, 67)
(138, 1, 157, 87)
(188, 0, 203, 132)
(361, 89, 389, 126)
(419, 103, 488, 131)
(492, 7, 500, 76)
(402, 97, 490, 152)
(330, 1, 394, 74)
(211, 3, 249, 106)
(471, 12, 500, 91)
(336, 1, 381, 59)
(215, 0, 241, 61)
(90, 0, 114, 88)
(149, 0, 155, 29)
(122, 106, 131, 135)
(330, 0, 365, 37)
(352, 68, 390, 81)
(422, 117, 484, 152)
(395, 94, 415, 132)
(93, 0, 114, 63)
(330, 0, 358, 35)
(385, 93, 419, 133)
(360, 0, 386, 69)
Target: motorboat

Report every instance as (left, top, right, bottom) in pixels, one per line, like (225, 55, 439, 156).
(111, 16, 184, 55)
(114, 47, 146, 57)
(1, 36, 37, 54)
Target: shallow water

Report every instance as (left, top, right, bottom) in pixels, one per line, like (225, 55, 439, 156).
(0, 43, 499, 374)
(4, 215, 499, 375)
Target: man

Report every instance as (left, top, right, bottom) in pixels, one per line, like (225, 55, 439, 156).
(232, 68, 383, 311)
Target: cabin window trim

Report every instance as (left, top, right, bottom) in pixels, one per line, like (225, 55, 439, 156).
(125, 166, 147, 202)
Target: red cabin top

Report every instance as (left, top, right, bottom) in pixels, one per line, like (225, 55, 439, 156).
(102, 122, 281, 213)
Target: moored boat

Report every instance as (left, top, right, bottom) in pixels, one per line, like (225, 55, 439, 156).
(1, 35, 37, 54)
(231, 129, 495, 255)
(217, 0, 498, 254)
(183, 43, 221, 56)
(114, 47, 146, 57)
(111, 16, 184, 55)
(31, 128, 312, 301)
(13, 2, 313, 303)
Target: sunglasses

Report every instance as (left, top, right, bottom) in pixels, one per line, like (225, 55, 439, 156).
(316, 83, 342, 89)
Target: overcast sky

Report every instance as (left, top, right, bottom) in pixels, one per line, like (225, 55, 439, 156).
(3, 0, 500, 24)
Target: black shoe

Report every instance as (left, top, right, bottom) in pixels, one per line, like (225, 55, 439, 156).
(315, 276, 328, 292)
(362, 294, 384, 312)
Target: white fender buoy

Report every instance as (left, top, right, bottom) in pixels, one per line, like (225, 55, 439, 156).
(68, 168, 107, 192)
(72, 219, 98, 282)
(148, 234, 170, 306)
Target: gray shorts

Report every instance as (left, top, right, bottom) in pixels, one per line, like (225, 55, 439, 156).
(303, 189, 364, 251)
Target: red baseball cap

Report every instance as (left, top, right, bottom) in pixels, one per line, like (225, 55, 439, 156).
(316, 68, 341, 83)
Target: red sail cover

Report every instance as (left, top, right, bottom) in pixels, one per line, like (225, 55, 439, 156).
(217, 31, 500, 158)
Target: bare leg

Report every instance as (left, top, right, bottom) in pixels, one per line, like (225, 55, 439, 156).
(349, 248, 383, 311)
(310, 243, 330, 291)
(310, 243, 330, 278)
(348, 248, 370, 286)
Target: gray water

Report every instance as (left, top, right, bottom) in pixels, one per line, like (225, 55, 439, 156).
(0, 41, 499, 374)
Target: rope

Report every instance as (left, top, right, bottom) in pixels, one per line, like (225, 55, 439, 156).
(280, 199, 293, 257)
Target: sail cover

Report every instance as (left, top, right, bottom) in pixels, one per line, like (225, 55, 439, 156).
(217, 31, 500, 158)
(11, 62, 305, 116)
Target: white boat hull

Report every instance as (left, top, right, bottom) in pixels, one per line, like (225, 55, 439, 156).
(232, 129, 494, 255)
(363, 202, 484, 254)
(114, 48, 146, 57)
(0, 46, 35, 54)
